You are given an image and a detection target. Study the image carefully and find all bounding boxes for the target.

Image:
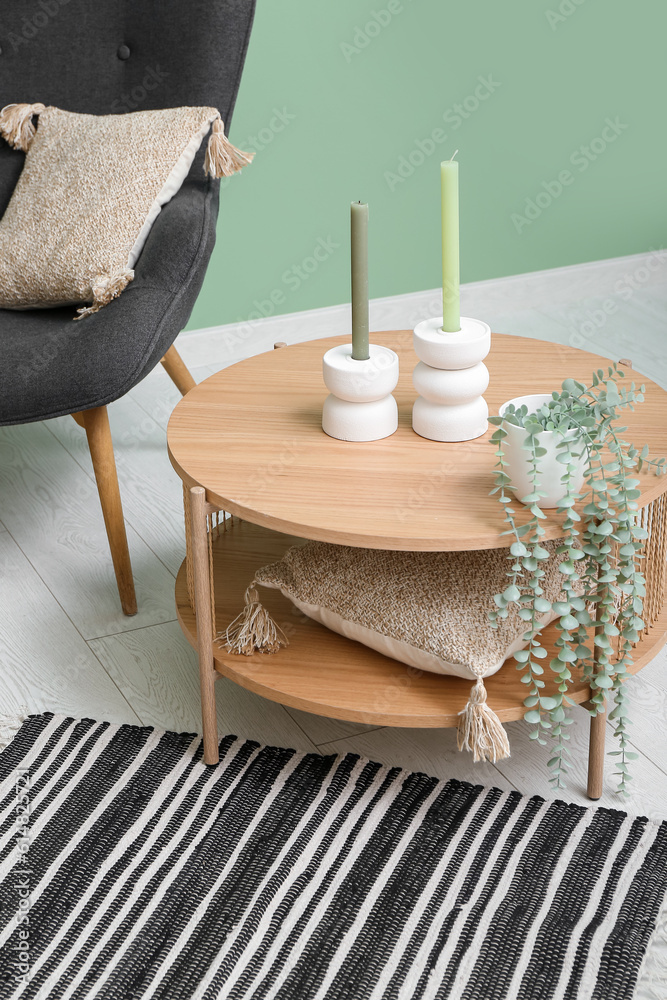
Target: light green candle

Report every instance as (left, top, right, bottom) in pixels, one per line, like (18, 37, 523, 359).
(441, 156, 461, 333)
(350, 201, 370, 361)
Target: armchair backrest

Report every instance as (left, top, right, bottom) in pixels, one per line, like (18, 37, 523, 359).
(0, 0, 256, 213)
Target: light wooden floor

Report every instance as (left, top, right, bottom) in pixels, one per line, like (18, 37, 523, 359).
(1, 255, 666, 819)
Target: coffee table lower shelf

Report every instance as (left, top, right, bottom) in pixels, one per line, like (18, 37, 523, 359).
(175, 519, 667, 734)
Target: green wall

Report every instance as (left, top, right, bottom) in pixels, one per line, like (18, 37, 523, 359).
(187, 0, 665, 330)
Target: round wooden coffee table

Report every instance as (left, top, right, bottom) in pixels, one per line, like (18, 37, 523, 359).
(167, 332, 667, 796)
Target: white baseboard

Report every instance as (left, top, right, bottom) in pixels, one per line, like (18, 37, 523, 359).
(177, 249, 667, 370)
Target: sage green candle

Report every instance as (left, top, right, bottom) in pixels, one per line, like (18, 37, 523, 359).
(350, 201, 370, 361)
(441, 158, 461, 333)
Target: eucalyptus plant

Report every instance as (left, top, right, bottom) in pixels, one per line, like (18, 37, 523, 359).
(489, 363, 665, 792)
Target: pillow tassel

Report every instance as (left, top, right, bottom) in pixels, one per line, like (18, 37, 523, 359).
(75, 269, 135, 320)
(204, 118, 254, 178)
(0, 102, 46, 151)
(221, 583, 288, 655)
(457, 677, 510, 763)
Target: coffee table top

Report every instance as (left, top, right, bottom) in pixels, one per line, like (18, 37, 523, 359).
(167, 332, 667, 551)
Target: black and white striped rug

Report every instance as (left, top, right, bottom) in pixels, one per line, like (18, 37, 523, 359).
(0, 714, 665, 999)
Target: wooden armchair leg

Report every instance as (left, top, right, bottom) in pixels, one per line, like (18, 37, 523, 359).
(82, 406, 138, 616)
(161, 344, 196, 396)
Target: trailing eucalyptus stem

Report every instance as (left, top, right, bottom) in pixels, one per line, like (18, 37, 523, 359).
(489, 364, 665, 792)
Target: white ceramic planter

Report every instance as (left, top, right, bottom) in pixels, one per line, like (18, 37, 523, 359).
(411, 316, 491, 443)
(322, 343, 399, 441)
(499, 393, 587, 508)
(413, 316, 491, 370)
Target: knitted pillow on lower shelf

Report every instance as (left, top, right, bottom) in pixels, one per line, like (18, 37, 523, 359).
(0, 102, 252, 318)
(223, 540, 576, 764)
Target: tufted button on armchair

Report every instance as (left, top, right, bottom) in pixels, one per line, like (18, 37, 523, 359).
(0, 0, 256, 614)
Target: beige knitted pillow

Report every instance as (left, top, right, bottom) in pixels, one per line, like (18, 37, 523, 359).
(0, 102, 252, 318)
(224, 540, 578, 764)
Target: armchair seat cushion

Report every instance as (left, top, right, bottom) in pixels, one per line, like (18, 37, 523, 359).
(0, 178, 216, 425)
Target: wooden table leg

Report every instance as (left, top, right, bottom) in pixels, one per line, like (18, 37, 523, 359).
(189, 486, 219, 765)
(587, 701, 606, 800)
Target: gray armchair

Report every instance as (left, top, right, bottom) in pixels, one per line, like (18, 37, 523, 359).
(0, 0, 255, 614)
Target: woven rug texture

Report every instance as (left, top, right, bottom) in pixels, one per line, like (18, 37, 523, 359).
(0, 714, 665, 999)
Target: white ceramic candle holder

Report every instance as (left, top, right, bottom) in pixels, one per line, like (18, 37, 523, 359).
(412, 316, 491, 442)
(322, 343, 399, 442)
